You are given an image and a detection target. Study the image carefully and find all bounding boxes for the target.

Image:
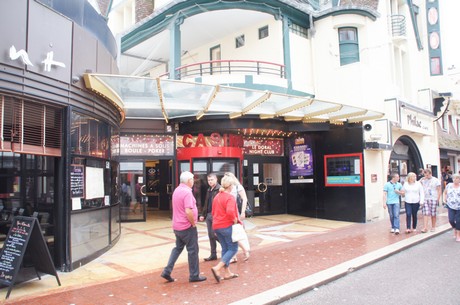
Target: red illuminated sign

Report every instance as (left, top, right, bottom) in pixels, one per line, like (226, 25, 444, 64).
(177, 133, 243, 148)
(243, 138, 284, 156)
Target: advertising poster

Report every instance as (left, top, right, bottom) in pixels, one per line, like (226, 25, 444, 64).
(289, 135, 313, 177)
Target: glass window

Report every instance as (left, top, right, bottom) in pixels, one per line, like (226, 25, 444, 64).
(338, 27, 360, 65)
(259, 26, 269, 39)
(70, 157, 114, 210)
(212, 160, 236, 175)
(263, 163, 282, 186)
(441, 115, 448, 131)
(324, 153, 363, 186)
(289, 23, 308, 38)
(179, 161, 190, 173)
(71, 112, 111, 158)
(193, 160, 208, 173)
(235, 35, 245, 48)
(430, 57, 441, 75)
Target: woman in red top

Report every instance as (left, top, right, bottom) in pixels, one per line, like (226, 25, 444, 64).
(210, 175, 240, 282)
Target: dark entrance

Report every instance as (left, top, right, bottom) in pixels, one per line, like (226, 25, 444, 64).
(245, 156, 286, 215)
(119, 159, 172, 222)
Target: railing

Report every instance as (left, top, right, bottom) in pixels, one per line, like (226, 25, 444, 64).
(163, 60, 286, 80)
(390, 14, 406, 37)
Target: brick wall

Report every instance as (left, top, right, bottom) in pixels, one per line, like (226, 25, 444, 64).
(96, 0, 111, 17)
(136, 0, 155, 23)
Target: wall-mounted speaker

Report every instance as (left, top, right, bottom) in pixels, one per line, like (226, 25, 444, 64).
(363, 124, 372, 131)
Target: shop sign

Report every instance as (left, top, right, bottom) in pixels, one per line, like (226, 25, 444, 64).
(400, 108, 433, 135)
(243, 138, 284, 156)
(119, 135, 174, 156)
(177, 133, 243, 148)
(9, 45, 66, 72)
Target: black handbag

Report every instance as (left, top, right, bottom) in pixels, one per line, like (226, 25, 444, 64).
(237, 193, 253, 217)
(245, 200, 253, 217)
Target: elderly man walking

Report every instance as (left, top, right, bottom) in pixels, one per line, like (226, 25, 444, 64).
(161, 171, 207, 283)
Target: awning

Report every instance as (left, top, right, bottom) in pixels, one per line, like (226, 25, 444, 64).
(83, 74, 384, 124)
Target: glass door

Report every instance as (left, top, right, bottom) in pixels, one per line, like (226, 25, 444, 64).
(120, 162, 145, 222)
(248, 157, 286, 215)
(210, 45, 221, 74)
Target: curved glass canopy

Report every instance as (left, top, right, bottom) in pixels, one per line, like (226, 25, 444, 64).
(83, 73, 384, 124)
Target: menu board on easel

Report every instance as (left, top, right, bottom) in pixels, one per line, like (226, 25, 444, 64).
(0, 216, 61, 299)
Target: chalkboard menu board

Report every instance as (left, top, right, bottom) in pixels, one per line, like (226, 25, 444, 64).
(70, 164, 85, 198)
(0, 216, 60, 299)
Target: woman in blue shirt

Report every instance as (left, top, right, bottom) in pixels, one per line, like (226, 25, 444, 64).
(383, 172, 405, 234)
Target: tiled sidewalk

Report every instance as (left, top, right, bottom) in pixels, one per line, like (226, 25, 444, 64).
(1, 211, 451, 304)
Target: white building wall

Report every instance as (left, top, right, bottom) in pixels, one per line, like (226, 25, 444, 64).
(180, 16, 283, 68)
(309, 0, 440, 221)
(311, 14, 390, 112)
(289, 31, 314, 93)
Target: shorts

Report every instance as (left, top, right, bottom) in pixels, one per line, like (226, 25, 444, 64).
(422, 199, 438, 216)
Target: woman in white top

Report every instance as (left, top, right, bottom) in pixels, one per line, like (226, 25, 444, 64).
(402, 172, 424, 233)
(224, 172, 250, 261)
(443, 173, 460, 241)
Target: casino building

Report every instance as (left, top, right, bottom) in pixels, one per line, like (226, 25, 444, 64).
(99, 0, 446, 226)
(0, 0, 453, 271)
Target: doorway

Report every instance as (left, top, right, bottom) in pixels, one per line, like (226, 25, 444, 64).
(210, 45, 221, 74)
(246, 157, 286, 215)
(120, 159, 172, 222)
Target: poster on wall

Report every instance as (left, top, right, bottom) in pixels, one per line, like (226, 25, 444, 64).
(85, 167, 104, 199)
(70, 165, 84, 198)
(289, 135, 313, 177)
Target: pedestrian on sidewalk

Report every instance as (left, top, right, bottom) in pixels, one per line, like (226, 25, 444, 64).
(199, 173, 221, 261)
(402, 172, 424, 233)
(442, 173, 460, 242)
(210, 174, 240, 283)
(225, 172, 250, 261)
(161, 171, 207, 283)
(383, 172, 404, 234)
(420, 168, 442, 233)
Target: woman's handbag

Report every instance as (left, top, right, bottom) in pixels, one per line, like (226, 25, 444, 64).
(245, 200, 253, 217)
(232, 223, 247, 242)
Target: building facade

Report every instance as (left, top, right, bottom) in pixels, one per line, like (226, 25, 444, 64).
(4, 0, 457, 272)
(95, 0, 452, 225)
(0, 0, 122, 271)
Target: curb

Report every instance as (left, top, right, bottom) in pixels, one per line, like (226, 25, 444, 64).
(229, 223, 452, 305)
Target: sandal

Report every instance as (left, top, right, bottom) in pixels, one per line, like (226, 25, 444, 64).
(211, 267, 221, 283)
(406, 229, 411, 234)
(421, 229, 428, 233)
(224, 274, 239, 280)
(244, 251, 250, 261)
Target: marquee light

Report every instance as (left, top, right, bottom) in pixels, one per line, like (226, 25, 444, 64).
(302, 104, 343, 119)
(329, 109, 367, 121)
(241, 91, 271, 114)
(156, 78, 169, 123)
(274, 98, 313, 116)
(196, 85, 220, 120)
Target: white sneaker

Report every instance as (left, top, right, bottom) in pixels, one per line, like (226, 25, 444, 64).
(390, 229, 395, 233)
(395, 229, 400, 235)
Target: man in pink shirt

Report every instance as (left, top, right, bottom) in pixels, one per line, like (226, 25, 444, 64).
(161, 171, 206, 283)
